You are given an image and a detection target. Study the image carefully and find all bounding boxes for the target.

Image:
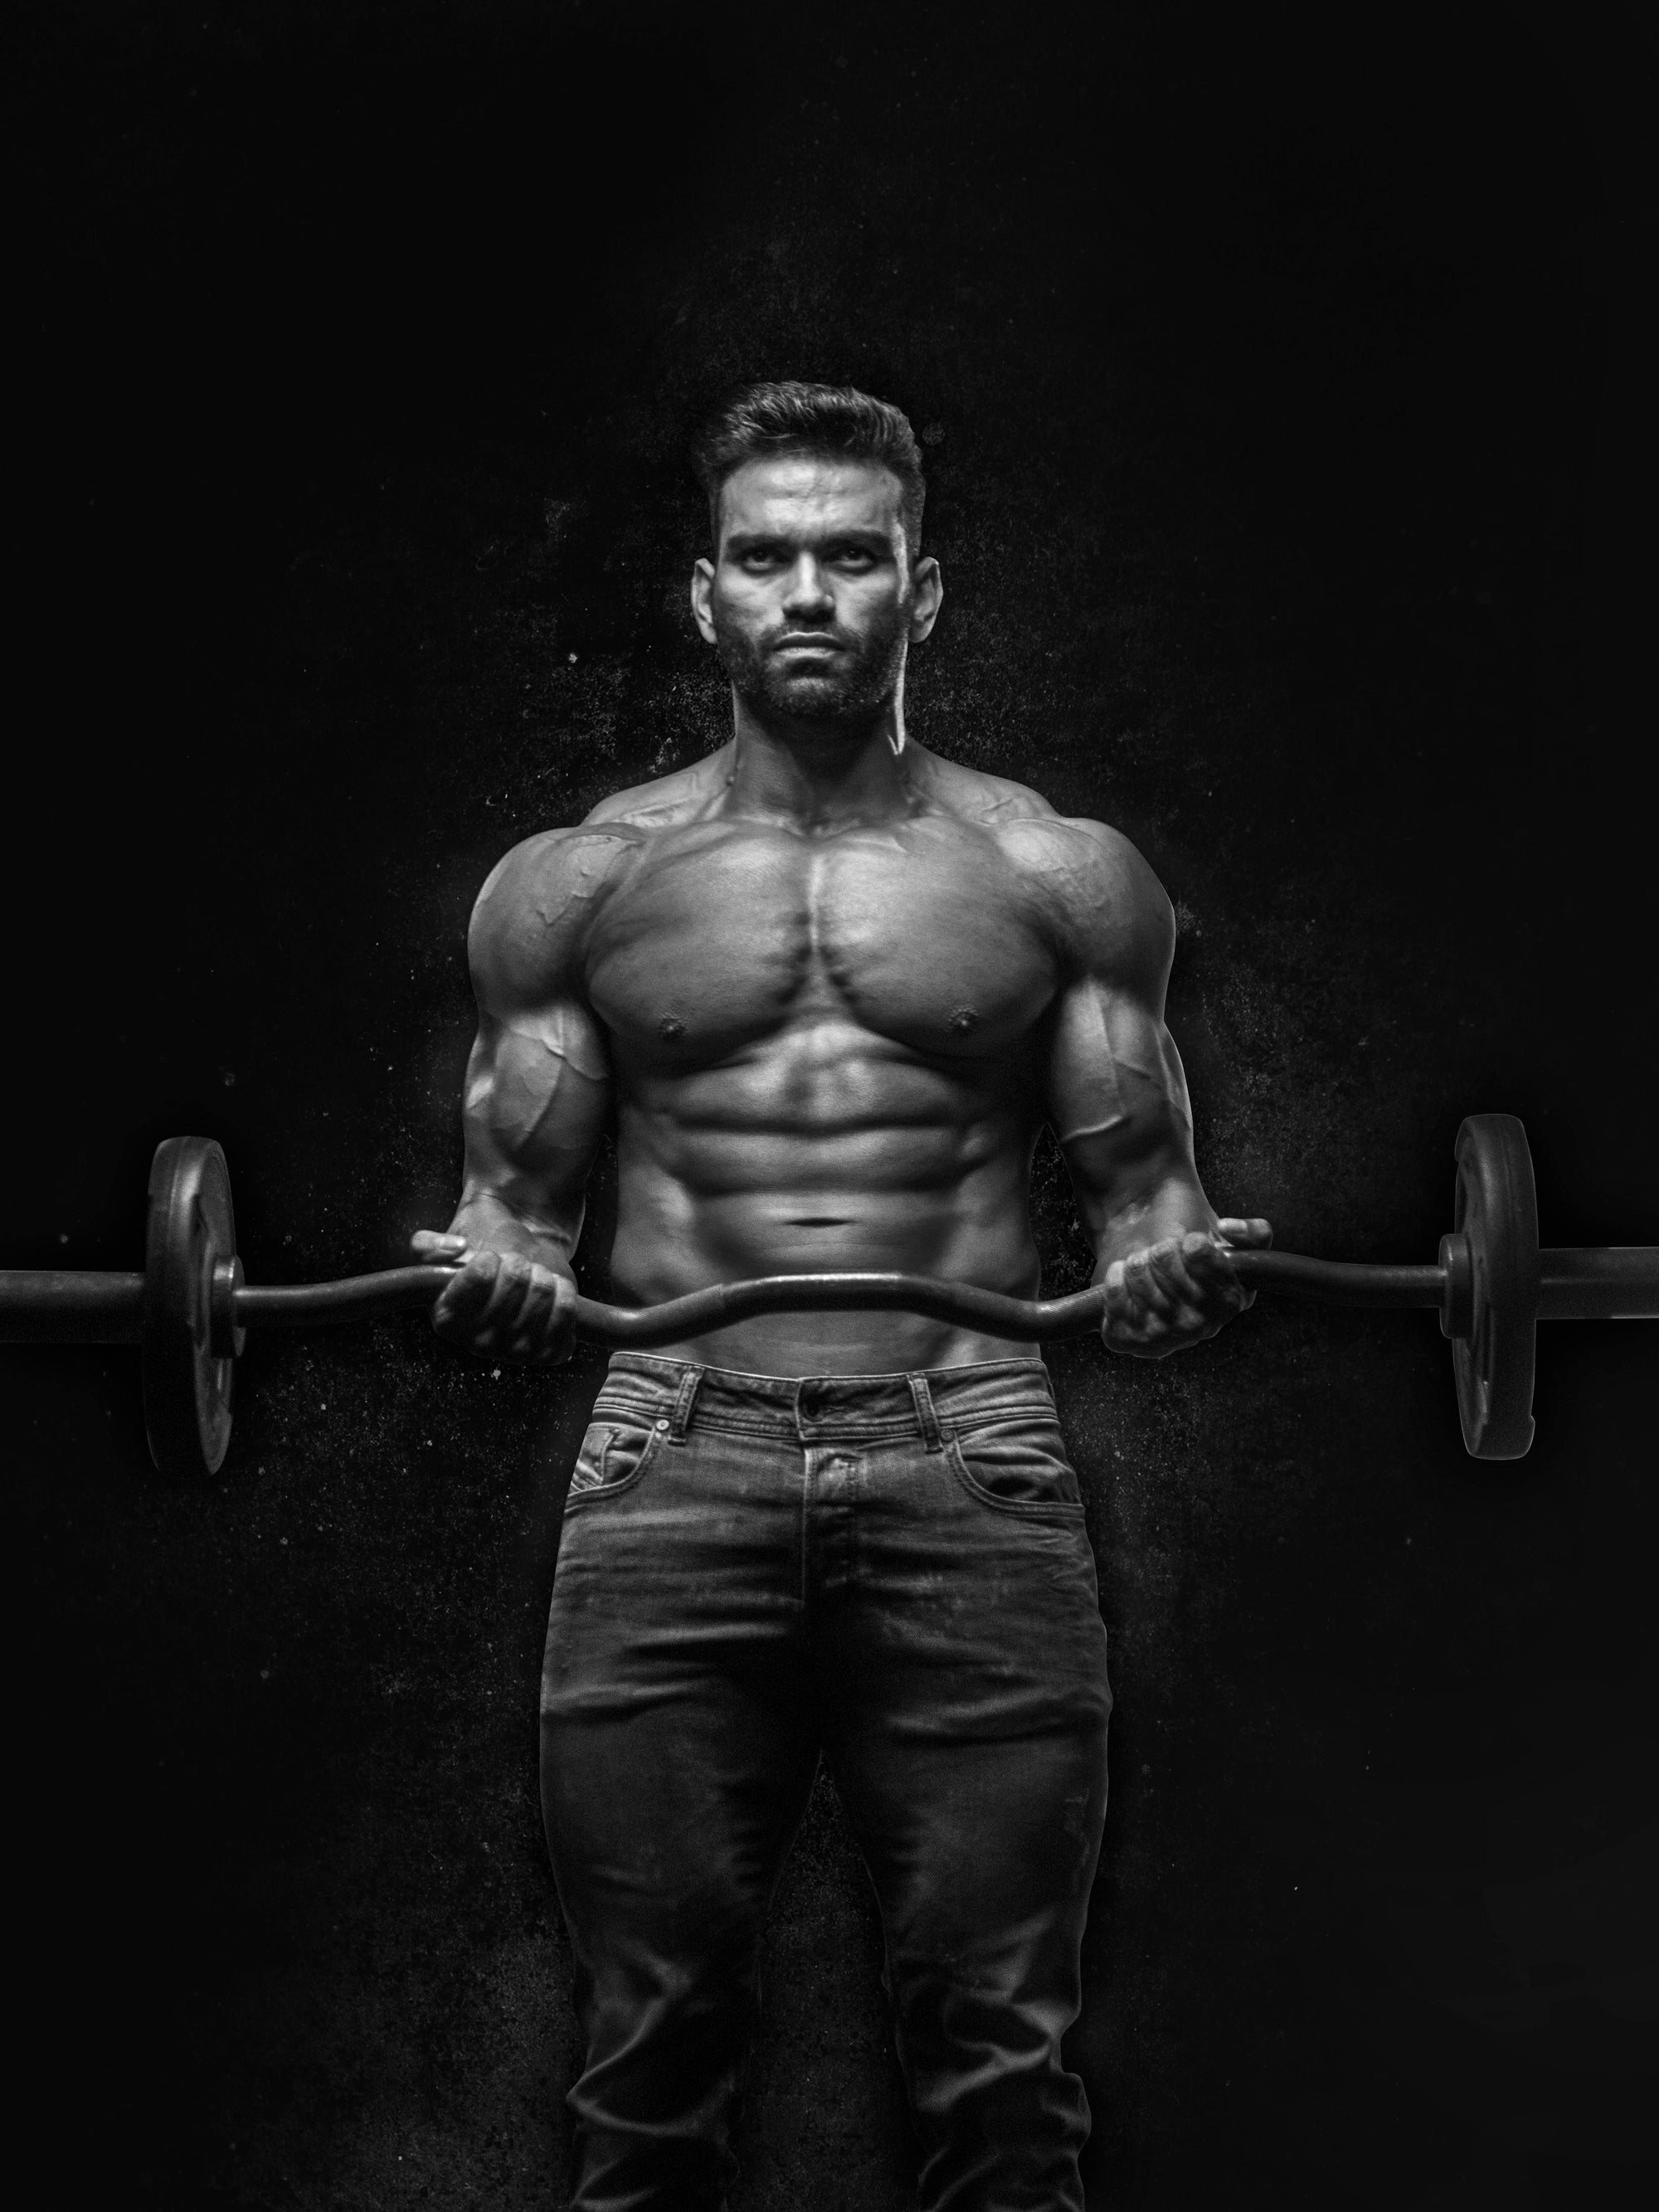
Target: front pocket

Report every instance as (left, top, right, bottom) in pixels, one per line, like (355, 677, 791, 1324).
(565, 1418, 665, 1505)
(946, 1412, 1084, 1514)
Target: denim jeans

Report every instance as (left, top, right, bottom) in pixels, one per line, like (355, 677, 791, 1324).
(540, 1354, 1112, 2211)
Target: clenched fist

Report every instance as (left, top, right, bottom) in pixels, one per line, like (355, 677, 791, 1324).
(1101, 1217, 1272, 1358)
(409, 1231, 578, 1364)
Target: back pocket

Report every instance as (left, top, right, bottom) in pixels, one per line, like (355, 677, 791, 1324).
(947, 1412, 1083, 1513)
(567, 1417, 664, 1504)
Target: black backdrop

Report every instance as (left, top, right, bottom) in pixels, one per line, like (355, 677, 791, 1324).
(7, 2, 1657, 2205)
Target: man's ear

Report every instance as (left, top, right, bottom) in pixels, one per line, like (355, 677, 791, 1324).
(690, 557, 718, 645)
(908, 555, 943, 644)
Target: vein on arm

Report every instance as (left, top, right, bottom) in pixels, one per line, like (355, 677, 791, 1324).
(1033, 819, 1215, 1275)
(450, 829, 627, 1265)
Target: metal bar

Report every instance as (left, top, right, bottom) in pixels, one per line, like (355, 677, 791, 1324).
(1227, 1252, 1445, 1306)
(576, 1274, 1110, 1346)
(232, 1250, 1451, 1344)
(13, 1244, 1647, 1356)
(1537, 1247, 1659, 1320)
(235, 1267, 1114, 1343)
(0, 1271, 147, 1344)
(236, 1266, 459, 1329)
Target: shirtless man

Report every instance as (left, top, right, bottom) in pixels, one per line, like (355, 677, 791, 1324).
(414, 382, 1270, 2211)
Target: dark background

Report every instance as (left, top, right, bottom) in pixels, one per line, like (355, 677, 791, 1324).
(6, 1, 1656, 2204)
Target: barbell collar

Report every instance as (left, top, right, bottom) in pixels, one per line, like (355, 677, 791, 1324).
(210, 1254, 247, 1359)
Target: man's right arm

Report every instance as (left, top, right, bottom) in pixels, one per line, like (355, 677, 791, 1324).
(412, 829, 622, 1362)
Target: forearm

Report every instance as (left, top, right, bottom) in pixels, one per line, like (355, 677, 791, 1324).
(1087, 1169, 1219, 1282)
(445, 1187, 581, 1281)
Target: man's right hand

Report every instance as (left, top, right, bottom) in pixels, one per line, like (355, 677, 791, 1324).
(410, 1231, 579, 1364)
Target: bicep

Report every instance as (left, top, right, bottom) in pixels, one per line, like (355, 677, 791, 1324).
(459, 833, 619, 1237)
(460, 998, 611, 1229)
(1046, 976, 1199, 1232)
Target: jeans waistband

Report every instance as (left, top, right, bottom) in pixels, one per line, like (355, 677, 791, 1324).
(594, 1353, 1055, 1447)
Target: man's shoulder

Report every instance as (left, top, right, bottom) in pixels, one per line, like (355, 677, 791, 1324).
(914, 747, 1060, 829)
(917, 749, 1147, 867)
(472, 820, 639, 920)
(915, 749, 1170, 952)
(996, 807, 1161, 893)
(974, 800, 1172, 984)
(475, 751, 732, 916)
(465, 752, 733, 996)
(580, 747, 732, 830)
(466, 822, 640, 1000)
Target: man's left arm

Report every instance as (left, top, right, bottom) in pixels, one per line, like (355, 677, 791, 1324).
(1039, 822, 1272, 1357)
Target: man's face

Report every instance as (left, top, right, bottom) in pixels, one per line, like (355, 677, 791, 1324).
(691, 454, 940, 726)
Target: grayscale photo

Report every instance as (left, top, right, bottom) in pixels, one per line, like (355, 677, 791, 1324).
(6, 3, 1656, 2207)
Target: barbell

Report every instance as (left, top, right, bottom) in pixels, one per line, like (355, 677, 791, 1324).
(1, 1115, 1655, 1481)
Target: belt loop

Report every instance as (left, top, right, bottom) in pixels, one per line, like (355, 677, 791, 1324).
(668, 1365, 704, 1444)
(907, 1372, 944, 1453)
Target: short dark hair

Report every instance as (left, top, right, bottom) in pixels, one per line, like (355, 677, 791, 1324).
(691, 380, 926, 559)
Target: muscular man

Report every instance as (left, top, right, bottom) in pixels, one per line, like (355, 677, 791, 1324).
(415, 382, 1270, 2210)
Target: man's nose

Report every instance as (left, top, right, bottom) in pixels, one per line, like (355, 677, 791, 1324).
(781, 557, 834, 620)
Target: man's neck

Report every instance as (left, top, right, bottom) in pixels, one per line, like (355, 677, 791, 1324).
(722, 693, 919, 834)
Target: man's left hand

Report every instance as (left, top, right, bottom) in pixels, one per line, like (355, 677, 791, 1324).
(1101, 1218, 1273, 1358)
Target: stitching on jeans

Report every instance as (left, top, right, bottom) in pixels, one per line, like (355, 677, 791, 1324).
(590, 1411, 930, 1442)
(667, 1365, 704, 1443)
(562, 1421, 666, 1509)
(907, 1373, 945, 1451)
(798, 1431, 810, 1612)
(590, 1401, 1051, 1438)
(942, 1432, 1086, 1519)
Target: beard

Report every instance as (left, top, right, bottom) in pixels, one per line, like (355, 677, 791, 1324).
(713, 604, 909, 727)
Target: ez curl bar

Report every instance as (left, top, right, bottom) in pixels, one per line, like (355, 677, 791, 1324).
(2, 1116, 1656, 1480)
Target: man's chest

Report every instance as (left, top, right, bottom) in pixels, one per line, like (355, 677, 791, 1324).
(585, 824, 1060, 1062)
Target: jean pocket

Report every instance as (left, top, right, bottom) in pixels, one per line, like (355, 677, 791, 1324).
(946, 1412, 1084, 1514)
(565, 1417, 665, 1505)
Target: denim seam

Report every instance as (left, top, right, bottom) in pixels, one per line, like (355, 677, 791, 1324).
(562, 1421, 667, 1510)
(590, 1400, 1053, 1437)
(667, 1364, 704, 1444)
(797, 1438, 810, 1612)
(942, 1434, 1087, 1519)
(591, 1412, 934, 1444)
(907, 1373, 945, 1452)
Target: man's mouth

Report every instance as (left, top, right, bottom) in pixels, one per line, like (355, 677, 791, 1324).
(773, 633, 842, 653)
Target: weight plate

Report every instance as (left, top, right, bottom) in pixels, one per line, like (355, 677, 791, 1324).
(143, 1135, 238, 1480)
(1451, 1114, 1540, 1460)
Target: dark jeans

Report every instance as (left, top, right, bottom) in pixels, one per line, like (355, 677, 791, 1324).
(540, 1354, 1112, 2212)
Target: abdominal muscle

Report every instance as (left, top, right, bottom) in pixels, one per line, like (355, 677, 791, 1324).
(605, 1048, 1048, 1377)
